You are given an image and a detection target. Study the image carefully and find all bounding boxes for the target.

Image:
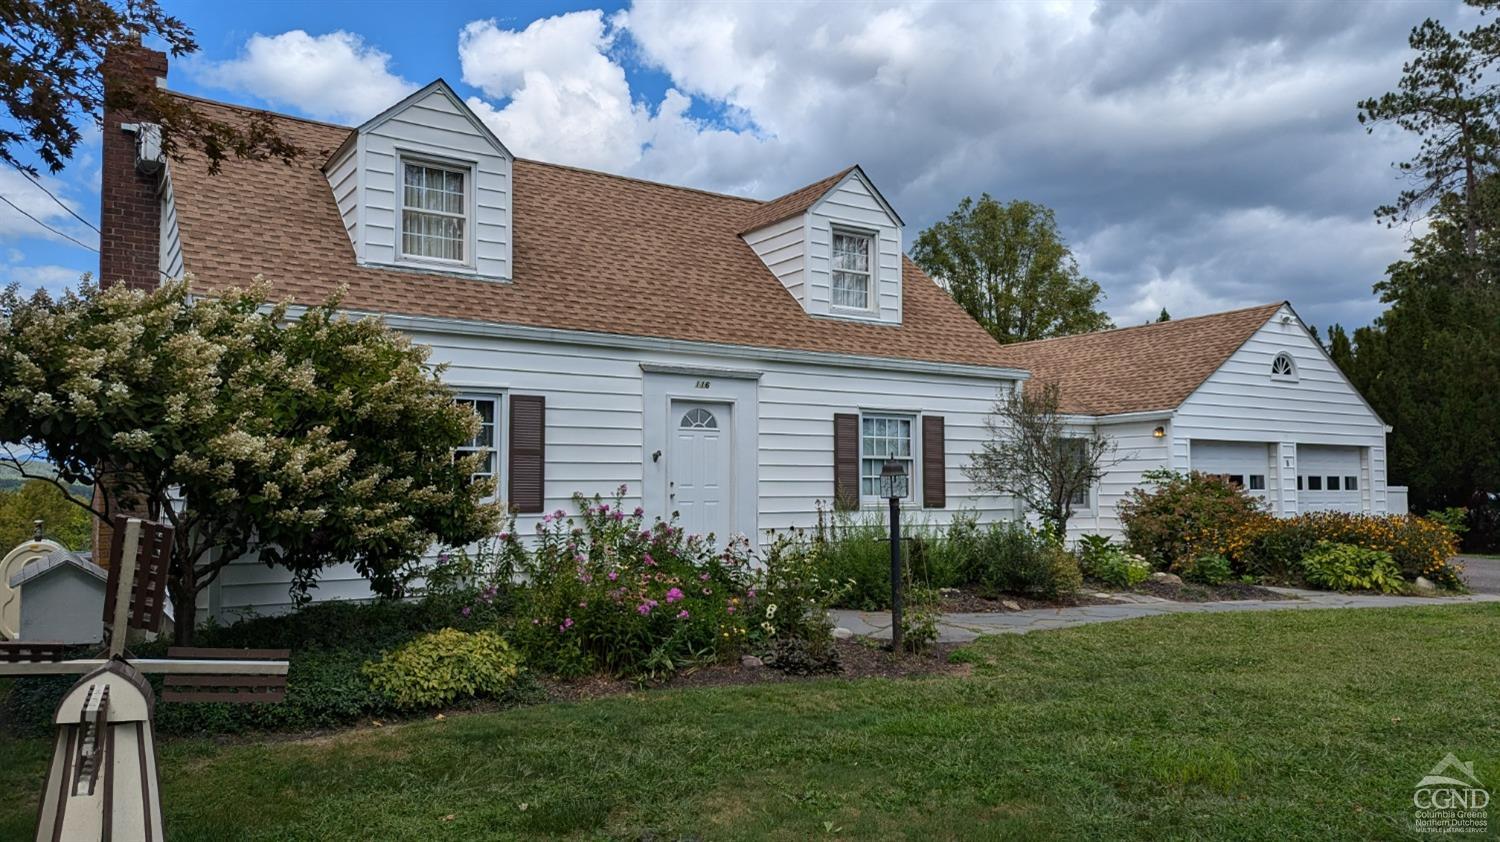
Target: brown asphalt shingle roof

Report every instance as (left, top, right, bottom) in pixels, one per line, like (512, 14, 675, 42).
(736, 167, 854, 233)
(989, 303, 1285, 415)
(163, 95, 1018, 371)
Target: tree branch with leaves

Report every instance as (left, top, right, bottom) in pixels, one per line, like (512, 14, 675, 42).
(0, 0, 299, 176)
(965, 381, 1118, 536)
(0, 279, 500, 642)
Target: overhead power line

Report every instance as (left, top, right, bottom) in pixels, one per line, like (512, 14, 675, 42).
(4, 159, 100, 234)
(0, 193, 100, 253)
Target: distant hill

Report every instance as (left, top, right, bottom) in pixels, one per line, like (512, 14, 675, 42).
(0, 462, 93, 499)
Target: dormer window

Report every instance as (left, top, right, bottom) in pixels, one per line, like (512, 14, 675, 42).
(401, 160, 469, 263)
(1271, 352, 1297, 381)
(831, 229, 874, 311)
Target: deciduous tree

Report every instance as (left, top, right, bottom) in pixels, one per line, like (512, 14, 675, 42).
(0, 280, 499, 641)
(912, 195, 1111, 344)
(966, 382, 1117, 535)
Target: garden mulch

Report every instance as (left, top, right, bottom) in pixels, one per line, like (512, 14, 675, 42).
(937, 587, 1114, 613)
(1130, 579, 1285, 602)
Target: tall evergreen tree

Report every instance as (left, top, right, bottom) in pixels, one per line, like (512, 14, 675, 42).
(911, 195, 1112, 344)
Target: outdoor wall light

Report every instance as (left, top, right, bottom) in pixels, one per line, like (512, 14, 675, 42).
(1153, 426, 1166, 439)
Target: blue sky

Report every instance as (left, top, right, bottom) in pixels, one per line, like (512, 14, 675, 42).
(0, 0, 1467, 332)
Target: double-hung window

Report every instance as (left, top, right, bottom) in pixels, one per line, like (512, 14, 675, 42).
(402, 161, 468, 263)
(455, 395, 500, 498)
(860, 414, 913, 498)
(1063, 438, 1092, 509)
(831, 229, 874, 311)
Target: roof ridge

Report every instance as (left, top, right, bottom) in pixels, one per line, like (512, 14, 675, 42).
(514, 157, 762, 204)
(168, 89, 768, 205)
(165, 89, 357, 132)
(999, 301, 1285, 349)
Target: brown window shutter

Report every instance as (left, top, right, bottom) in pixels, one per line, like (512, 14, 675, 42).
(833, 413, 860, 511)
(922, 415, 946, 508)
(509, 395, 545, 513)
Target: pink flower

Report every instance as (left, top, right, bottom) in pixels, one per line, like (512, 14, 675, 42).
(727, 606, 736, 615)
(637, 600, 657, 615)
(676, 609, 690, 620)
(644, 552, 657, 567)
(498, 531, 511, 540)
(633, 506, 644, 517)
(747, 588, 757, 599)
(702, 587, 712, 596)
(559, 617, 574, 632)
(611, 510, 625, 521)
(578, 600, 587, 608)
(607, 570, 619, 581)
(665, 587, 685, 603)
(461, 606, 472, 618)
(699, 572, 711, 582)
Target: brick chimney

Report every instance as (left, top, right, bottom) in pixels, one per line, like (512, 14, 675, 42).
(98, 38, 168, 293)
(93, 39, 168, 565)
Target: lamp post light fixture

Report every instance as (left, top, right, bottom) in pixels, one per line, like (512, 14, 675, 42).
(878, 459, 909, 652)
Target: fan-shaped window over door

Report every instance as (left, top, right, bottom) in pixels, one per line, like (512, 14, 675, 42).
(681, 407, 718, 429)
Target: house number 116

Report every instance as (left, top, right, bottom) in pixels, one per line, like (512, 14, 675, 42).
(695, 380, 711, 389)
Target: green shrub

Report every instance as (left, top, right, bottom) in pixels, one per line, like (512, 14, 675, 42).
(507, 490, 756, 678)
(766, 637, 840, 676)
(3, 597, 524, 737)
(899, 586, 941, 653)
(363, 628, 523, 710)
(960, 521, 1080, 600)
(1180, 552, 1232, 585)
(1119, 470, 1264, 569)
(1079, 538, 1151, 589)
(1300, 542, 1404, 594)
(813, 510, 898, 610)
(1425, 507, 1470, 539)
(1240, 515, 1317, 580)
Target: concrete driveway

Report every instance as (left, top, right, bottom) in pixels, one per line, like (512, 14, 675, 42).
(1459, 555, 1500, 594)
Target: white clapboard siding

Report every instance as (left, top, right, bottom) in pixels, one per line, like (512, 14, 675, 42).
(742, 215, 806, 304)
(1065, 418, 1170, 542)
(324, 82, 513, 281)
(806, 172, 902, 324)
(208, 329, 1018, 619)
(325, 143, 359, 246)
(158, 168, 183, 280)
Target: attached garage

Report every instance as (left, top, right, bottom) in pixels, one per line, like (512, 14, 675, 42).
(1297, 445, 1363, 513)
(1190, 440, 1273, 503)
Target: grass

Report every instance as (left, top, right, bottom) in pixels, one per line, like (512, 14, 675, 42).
(3, 605, 1498, 840)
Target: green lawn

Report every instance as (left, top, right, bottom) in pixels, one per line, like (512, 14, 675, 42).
(3, 605, 1498, 840)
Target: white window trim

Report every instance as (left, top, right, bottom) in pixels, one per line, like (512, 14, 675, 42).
(858, 410, 919, 504)
(829, 226, 878, 317)
(396, 152, 477, 271)
(1270, 352, 1298, 382)
(454, 391, 505, 503)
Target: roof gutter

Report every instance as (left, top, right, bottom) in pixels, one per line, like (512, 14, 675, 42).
(281, 305, 1032, 382)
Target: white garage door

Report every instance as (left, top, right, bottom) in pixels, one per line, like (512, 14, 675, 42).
(1190, 440, 1273, 502)
(1297, 445, 1363, 513)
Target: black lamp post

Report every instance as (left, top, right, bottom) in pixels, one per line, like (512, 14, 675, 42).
(879, 459, 908, 652)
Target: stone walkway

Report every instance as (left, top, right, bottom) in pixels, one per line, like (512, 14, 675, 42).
(830, 587, 1500, 643)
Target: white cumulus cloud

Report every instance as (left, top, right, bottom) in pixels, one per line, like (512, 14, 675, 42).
(194, 30, 417, 124)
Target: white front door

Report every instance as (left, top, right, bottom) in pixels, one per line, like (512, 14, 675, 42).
(669, 402, 733, 540)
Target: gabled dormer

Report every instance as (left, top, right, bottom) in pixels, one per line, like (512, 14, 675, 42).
(323, 79, 513, 281)
(740, 166, 904, 325)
